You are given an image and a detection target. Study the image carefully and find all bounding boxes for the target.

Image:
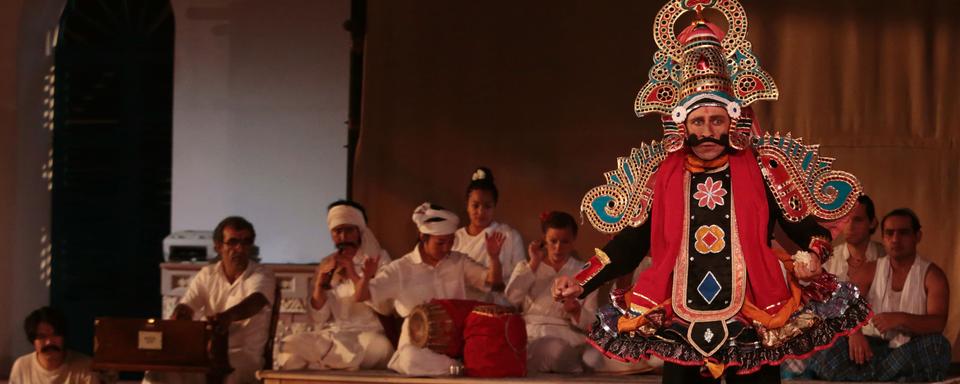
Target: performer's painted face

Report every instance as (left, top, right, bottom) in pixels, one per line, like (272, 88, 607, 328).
(685, 106, 730, 161)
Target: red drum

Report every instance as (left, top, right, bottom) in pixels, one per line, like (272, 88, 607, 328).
(407, 299, 486, 358)
(463, 305, 527, 377)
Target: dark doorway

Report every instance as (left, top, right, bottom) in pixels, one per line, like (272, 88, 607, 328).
(51, 0, 174, 357)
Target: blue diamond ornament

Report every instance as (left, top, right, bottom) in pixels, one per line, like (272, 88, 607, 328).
(697, 271, 722, 304)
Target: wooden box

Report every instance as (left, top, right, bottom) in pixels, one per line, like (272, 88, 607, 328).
(92, 317, 211, 372)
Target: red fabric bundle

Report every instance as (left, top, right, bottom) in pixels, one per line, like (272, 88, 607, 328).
(462, 306, 526, 377)
(428, 299, 485, 357)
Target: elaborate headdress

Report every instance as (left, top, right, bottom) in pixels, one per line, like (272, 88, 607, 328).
(635, 0, 778, 152)
(580, 0, 863, 234)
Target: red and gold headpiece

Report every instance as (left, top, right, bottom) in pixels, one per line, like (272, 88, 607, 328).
(635, 0, 778, 152)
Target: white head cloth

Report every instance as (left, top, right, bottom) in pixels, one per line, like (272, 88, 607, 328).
(411, 202, 459, 236)
(327, 204, 381, 259)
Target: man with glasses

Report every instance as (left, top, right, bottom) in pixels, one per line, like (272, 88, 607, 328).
(146, 216, 276, 384)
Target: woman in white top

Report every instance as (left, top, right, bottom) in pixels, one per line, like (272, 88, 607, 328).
(506, 211, 650, 374)
(453, 167, 525, 303)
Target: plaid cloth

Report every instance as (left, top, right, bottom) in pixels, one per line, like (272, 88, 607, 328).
(808, 333, 951, 382)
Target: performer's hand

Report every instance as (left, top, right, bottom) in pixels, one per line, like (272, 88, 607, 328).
(793, 252, 822, 280)
(848, 331, 873, 365)
(871, 312, 905, 333)
(553, 275, 583, 301)
(485, 231, 506, 260)
(527, 240, 544, 271)
(361, 254, 380, 279)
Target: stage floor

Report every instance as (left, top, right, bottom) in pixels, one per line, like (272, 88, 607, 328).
(255, 369, 960, 384)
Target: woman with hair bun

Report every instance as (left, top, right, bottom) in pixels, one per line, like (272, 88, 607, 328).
(453, 167, 526, 303)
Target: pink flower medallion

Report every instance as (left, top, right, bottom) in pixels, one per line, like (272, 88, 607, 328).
(693, 176, 727, 210)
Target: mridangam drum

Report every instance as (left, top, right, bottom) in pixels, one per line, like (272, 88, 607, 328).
(407, 299, 485, 358)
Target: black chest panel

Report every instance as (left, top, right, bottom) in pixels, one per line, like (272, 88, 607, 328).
(685, 169, 734, 311)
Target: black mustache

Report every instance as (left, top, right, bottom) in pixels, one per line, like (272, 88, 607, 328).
(41, 345, 61, 353)
(336, 242, 358, 252)
(685, 134, 729, 147)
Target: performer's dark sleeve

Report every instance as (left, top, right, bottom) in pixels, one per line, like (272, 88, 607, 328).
(765, 183, 833, 261)
(578, 219, 651, 298)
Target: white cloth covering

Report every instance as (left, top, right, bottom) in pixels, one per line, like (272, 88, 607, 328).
(453, 222, 525, 302)
(863, 256, 931, 347)
(144, 261, 275, 384)
(411, 203, 459, 236)
(366, 247, 489, 375)
(9, 350, 98, 384)
(277, 249, 394, 370)
(826, 240, 885, 282)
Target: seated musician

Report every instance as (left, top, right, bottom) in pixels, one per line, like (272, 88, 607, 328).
(10, 306, 108, 384)
(276, 200, 394, 370)
(505, 211, 644, 374)
(145, 216, 276, 384)
(354, 203, 504, 376)
(809, 209, 950, 382)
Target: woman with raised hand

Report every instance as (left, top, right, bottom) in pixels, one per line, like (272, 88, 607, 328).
(453, 167, 525, 303)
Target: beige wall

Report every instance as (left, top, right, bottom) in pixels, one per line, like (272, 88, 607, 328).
(170, 0, 350, 263)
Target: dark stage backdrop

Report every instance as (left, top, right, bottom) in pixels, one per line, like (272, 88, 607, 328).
(354, 0, 960, 355)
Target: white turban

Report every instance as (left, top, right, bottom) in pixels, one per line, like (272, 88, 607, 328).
(327, 204, 382, 259)
(411, 202, 459, 236)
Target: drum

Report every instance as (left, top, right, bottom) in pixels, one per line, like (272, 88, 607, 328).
(463, 305, 527, 377)
(407, 299, 486, 357)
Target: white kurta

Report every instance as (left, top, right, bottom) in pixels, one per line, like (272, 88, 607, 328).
(505, 258, 596, 373)
(145, 261, 275, 384)
(826, 241, 885, 282)
(10, 351, 98, 384)
(505, 258, 658, 374)
(277, 249, 394, 370)
(367, 248, 489, 376)
(454, 222, 525, 302)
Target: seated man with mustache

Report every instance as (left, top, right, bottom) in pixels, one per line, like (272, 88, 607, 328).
(276, 200, 394, 370)
(10, 306, 102, 383)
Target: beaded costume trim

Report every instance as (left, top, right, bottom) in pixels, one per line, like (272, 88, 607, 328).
(753, 133, 862, 222)
(580, 134, 862, 234)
